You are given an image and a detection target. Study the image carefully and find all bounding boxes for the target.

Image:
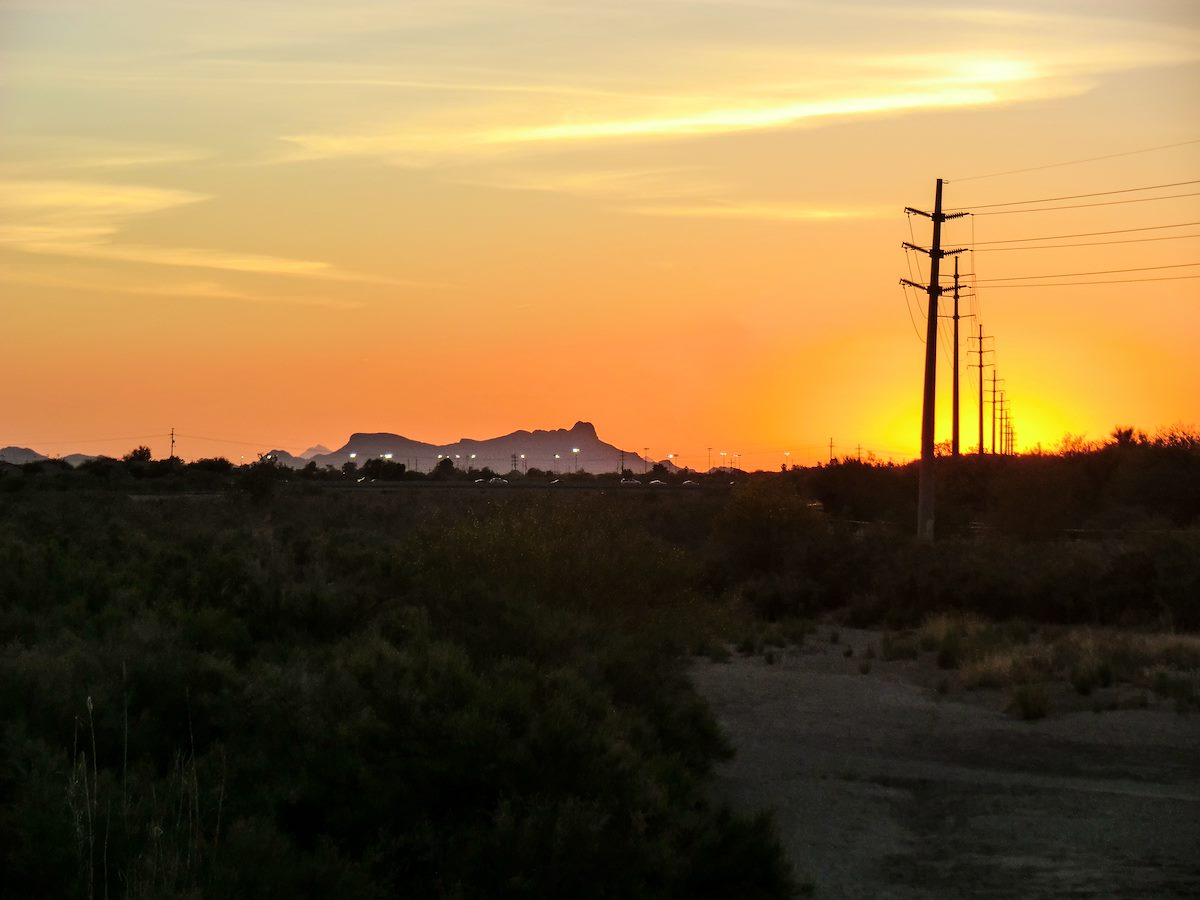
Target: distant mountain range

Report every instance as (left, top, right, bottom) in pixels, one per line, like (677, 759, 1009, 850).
(0, 446, 97, 466)
(2, 422, 674, 474)
(271, 421, 661, 474)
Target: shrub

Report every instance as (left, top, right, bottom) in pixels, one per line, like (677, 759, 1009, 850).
(1007, 683, 1051, 720)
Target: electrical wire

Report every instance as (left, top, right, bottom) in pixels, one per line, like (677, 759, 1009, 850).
(975, 262, 1200, 282)
(975, 233, 1200, 251)
(947, 137, 1200, 183)
(952, 180, 1200, 210)
(970, 191, 1200, 216)
(983, 274, 1200, 288)
(3, 433, 164, 446)
(901, 285, 926, 343)
(973, 221, 1200, 244)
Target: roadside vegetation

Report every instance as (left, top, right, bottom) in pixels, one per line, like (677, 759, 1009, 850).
(1, 427, 1196, 895)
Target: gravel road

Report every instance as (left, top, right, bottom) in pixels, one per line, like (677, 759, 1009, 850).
(691, 628, 1200, 899)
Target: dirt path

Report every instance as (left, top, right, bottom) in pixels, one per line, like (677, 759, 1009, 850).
(691, 628, 1200, 899)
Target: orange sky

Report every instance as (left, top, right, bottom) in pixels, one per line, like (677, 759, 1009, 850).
(1, 0, 1197, 468)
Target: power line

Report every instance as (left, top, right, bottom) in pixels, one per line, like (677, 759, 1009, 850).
(953, 179, 1200, 210)
(900, 285, 926, 343)
(2, 433, 163, 446)
(973, 221, 1200, 244)
(948, 137, 1200, 183)
(983, 274, 1200, 288)
(975, 262, 1200, 282)
(969, 191, 1200, 216)
(975, 233, 1200, 251)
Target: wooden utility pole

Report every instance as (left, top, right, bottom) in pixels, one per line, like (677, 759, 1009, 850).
(968, 325, 993, 455)
(949, 257, 974, 457)
(990, 372, 1004, 455)
(901, 180, 968, 539)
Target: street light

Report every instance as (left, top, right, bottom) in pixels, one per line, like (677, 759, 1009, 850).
(572, 447, 580, 472)
(554, 453, 561, 474)
(783, 451, 790, 471)
(719, 451, 727, 473)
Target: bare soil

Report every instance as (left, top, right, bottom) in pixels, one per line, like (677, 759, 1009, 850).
(691, 628, 1200, 898)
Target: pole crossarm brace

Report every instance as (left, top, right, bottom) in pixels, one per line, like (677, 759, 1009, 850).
(902, 242, 970, 257)
(899, 277, 933, 291)
(905, 207, 970, 221)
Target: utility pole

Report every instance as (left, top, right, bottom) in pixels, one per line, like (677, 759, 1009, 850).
(170, 427, 175, 460)
(968, 325, 993, 455)
(707, 447, 712, 473)
(990, 372, 1004, 455)
(997, 394, 1008, 456)
(643, 448, 649, 475)
(828, 437, 835, 463)
(947, 257, 975, 457)
(901, 179, 969, 539)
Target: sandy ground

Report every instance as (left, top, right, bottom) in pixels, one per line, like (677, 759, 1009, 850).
(691, 628, 1200, 899)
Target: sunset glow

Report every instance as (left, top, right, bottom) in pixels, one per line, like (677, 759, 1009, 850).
(2, 0, 1197, 467)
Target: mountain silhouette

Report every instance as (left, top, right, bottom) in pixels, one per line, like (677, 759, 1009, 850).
(309, 421, 652, 474)
(0, 446, 47, 464)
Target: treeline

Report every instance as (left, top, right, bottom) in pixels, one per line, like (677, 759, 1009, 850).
(798, 426, 1200, 535)
(6, 426, 1198, 536)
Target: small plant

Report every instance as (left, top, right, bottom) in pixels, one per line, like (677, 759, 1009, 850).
(936, 631, 963, 670)
(1069, 663, 1101, 696)
(858, 660, 871, 675)
(1007, 683, 1050, 720)
(704, 642, 732, 664)
(1148, 667, 1198, 712)
(1119, 691, 1150, 710)
(737, 633, 761, 656)
(764, 650, 777, 665)
(843, 645, 853, 658)
(880, 631, 919, 661)
(828, 629, 839, 645)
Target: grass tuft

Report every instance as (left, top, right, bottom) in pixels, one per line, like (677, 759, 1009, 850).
(1007, 683, 1051, 720)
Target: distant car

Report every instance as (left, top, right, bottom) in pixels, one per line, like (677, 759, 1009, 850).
(489, 477, 508, 484)
(474, 478, 486, 483)
(550, 479, 561, 484)
(649, 479, 666, 485)
(681, 480, 698, 485)
(620, 478, 641, 485)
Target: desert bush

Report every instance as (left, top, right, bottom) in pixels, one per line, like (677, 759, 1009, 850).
(0, 491, 795, 899)
(1007, 683, 1051, 720)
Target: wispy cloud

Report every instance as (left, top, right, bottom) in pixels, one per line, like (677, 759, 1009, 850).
(479, 87, 998, 145)
(628, 202, 890, 222)
(0, 267, 364, 310)
(0, 178, 432, 285)
(0, 138, 211, 175)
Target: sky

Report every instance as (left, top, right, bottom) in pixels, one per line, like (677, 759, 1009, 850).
(1, 0, 1197, 468)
